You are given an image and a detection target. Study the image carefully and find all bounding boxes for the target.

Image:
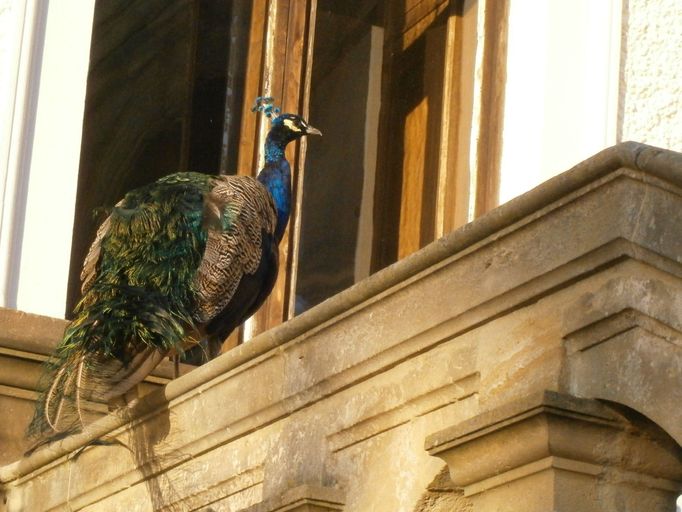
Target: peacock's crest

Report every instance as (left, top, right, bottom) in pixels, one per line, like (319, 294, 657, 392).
(251, 96, 281, 119)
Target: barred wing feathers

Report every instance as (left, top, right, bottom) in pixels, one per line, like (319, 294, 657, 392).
(194, 174, 277, 324)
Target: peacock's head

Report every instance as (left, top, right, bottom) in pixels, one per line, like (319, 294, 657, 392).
(270, 113, 322, 142)
(252, 97, 322, 144)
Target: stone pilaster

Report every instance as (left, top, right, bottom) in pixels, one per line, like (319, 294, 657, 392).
(241, 485, 344, 512)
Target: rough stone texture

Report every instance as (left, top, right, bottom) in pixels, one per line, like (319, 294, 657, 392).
(620, 0, 682, 151)
(413, 467, 471, 512)
(0, 142, 681, 511)
(241, 485, 344, 512)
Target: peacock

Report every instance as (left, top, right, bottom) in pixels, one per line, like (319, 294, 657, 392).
(26, 97, 321, 447)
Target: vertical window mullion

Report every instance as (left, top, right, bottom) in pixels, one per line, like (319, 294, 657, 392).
(241, 0, 317, 340)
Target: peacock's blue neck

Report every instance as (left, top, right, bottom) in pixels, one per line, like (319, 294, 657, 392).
(264, 140, 286, 164)
(259, 137, 291, 242)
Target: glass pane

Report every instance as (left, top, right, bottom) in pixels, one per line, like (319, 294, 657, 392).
(295, 0, 384, 314)
(371, 0, 449, 271)
(296, 0, 452, 314)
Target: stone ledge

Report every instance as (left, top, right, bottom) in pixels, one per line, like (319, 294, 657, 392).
(1, 143, 681, 511)
(563, 307, 682, 354)
(240, 485, 344, 512)
(425, 390, 621, 458)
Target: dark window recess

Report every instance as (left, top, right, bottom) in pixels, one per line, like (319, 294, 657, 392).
(66, 0, 249, 315)
(187, 0, 232, 173)
(295, 0, 450, 314)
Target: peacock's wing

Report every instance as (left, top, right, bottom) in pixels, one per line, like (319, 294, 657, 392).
(192, 175, 278, 352)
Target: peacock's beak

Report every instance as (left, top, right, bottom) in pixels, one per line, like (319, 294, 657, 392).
(305, 125, 322, 136)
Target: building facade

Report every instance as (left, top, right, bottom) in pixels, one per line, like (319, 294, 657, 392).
(0, 1, 681, 510)
(1, 0, 679, 324)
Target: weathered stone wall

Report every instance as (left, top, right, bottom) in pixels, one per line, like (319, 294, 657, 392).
(1, 143, 681, 511)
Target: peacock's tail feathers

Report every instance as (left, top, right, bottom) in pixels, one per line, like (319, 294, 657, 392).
(67, 282, 195, 355)
(26, 282, 198, 446)
(26, 345, 168, 451)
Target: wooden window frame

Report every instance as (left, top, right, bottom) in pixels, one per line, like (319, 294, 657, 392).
(66, 0, 507, 352)
(224, 0, 510, 343)
(229, 0, 317, 344)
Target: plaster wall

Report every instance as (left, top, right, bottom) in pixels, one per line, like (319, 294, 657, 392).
(0, 1, 25, 171)
(14, 0, 95, 318)
(499, 0, 622, 204)
(0, 0, 94, 318)
(499, 0, 682, 205)
(619, 0, 682, 151)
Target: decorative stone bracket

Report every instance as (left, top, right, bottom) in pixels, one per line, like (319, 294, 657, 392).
(426, 390, 682, 511)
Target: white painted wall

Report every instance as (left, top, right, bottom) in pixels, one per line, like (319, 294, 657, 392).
(0, 0, 95, 318)
(0, 0, 45, 313)
(499, 0, 682, 206)
(620, 0, 682, 150)
(499, 0, 622, 204)
(0, 2, 26, 184)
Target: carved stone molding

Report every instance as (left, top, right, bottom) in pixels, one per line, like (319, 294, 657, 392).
(563, 307, 682, 444)
(242, 485, 344, 512)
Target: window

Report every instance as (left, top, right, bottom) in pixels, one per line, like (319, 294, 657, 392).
(294, 1, 384, 314)
(69, 0, 505, 346)
(297, 0, 483, 313)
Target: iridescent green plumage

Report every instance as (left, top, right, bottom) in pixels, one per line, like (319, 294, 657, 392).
(73, 173, 212, 355)
(28, 173, 214, 443)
